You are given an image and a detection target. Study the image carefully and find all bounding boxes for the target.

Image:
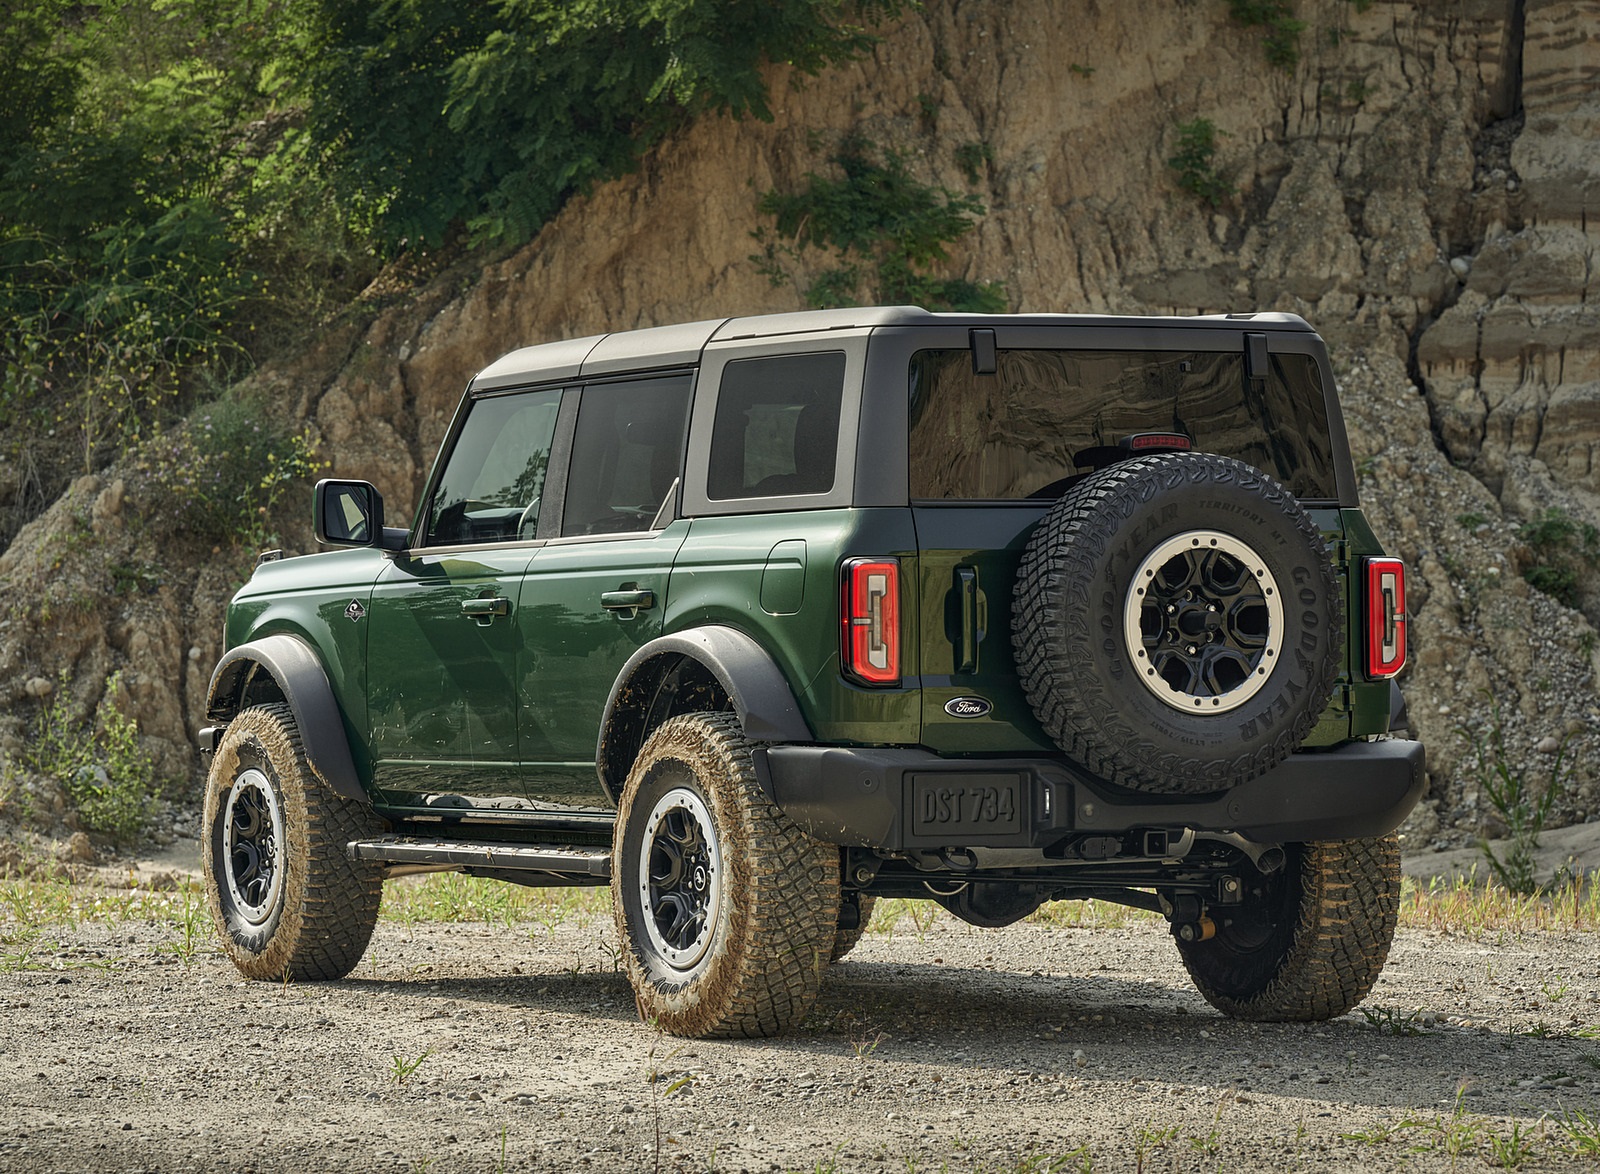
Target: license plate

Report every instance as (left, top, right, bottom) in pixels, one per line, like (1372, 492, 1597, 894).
(910, 774, 1022, 838)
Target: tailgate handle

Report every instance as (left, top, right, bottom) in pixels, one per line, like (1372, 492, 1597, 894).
(955, 567, 980, 674)
(601, 589, 655, 614)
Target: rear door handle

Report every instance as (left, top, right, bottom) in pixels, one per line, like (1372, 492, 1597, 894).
(460, 597, 510, 621)
(600, 589, 655, 614)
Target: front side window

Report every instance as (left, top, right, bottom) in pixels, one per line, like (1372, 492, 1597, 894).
(425, 388, 562, 545)
(561, 374, 693, 536)
(908, 348, 1336, 501)
(707, 352, 846, 500)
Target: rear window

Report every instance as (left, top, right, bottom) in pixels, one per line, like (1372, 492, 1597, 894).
(908, 348, 1335, 501)
(708, 352, 846, 499)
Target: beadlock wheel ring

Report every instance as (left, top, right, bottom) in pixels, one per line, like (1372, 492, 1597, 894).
(1123, 529, 1285, 714)
(637, 786, 722, 973)
(222, 767, 286, 927)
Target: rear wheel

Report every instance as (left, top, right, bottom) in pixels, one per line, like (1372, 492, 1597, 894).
(1177, 835, 1400, 1021)
(202, 703, 383, 980)
(612, 713, 839, 1037)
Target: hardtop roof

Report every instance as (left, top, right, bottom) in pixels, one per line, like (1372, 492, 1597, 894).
(469, 307, 1316, 391)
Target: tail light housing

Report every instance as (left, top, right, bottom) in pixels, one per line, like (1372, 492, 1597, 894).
(841, 558, 900, 686)
(1364, 556, 1407, 678)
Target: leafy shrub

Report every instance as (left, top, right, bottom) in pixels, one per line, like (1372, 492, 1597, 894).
(1168, 118, 1234, 208)
(27, 673, 156, 843)
(1520, 508, 1599, 609)
(1463, 695, 1568, 895)
(752, 135, 1006, 312)
(0, 206, 258, 472)
(1226, 1, 1306, 71)
(954, 141, 993, 185)
(298, 0, 909, 250)
(128, 396, 323, 552)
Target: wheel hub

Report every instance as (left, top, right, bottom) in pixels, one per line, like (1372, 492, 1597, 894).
(222, 768, 286, 927)
(1124, 529, 1285, 714)
(637, 786, 722, 973)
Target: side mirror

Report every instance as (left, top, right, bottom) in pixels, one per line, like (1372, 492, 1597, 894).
(314, 480, 407, 550)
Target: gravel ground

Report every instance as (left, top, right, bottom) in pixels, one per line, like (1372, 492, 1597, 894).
(2, 877, 1599, 1174)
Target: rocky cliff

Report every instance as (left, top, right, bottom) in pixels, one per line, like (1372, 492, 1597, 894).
(2, 0, 1596, 857)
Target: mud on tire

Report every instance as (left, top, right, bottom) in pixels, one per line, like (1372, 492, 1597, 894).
(1177, 835, 1401, 1021)
(202, 703, 383, 981)
(612, 713, 840, 1038)
(1012, 452, 1342, 794)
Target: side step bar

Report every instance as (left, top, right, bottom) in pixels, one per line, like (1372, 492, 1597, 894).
(347, 836, 611, 880)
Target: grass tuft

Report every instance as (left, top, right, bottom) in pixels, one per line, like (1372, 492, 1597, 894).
(1398, 871, 1599, 936)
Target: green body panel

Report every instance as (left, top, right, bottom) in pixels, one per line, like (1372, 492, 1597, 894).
(366, 546, 537, 803)
(911, 505, 1058, 754)
(517, 520, 689, 804)
(666, 509, 921, 745)
(226, 547, 389, 778)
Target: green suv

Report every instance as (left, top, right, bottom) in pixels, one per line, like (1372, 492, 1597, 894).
(199, 307, 1423, 1037)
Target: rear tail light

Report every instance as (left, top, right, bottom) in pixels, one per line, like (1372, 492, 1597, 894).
(841, 558, 900, 686)
(1365, 557, 1407, 678)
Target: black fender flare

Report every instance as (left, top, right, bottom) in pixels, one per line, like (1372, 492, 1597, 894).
(595, 626, 813, 804)
(204, 633, 365, 802)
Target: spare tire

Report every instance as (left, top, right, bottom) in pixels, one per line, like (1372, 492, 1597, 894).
(1012, 452, 1341, 795)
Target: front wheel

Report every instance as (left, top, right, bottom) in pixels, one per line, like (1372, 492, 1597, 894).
(202, 703, 383, 981)
(612, 713, 839, 1038)
(1176, 835, 1401, 1021)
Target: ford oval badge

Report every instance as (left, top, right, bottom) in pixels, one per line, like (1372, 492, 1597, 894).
(944, 696, 992, 719)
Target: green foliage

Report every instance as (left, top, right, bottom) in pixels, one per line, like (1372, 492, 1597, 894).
(0, 1, 326, 476)
(1519, 507, 1599, 608)
(299, 0, 907, 250)
(752, 135, 1006, 312)
(1226, 1, 1306, 71)
(1, 207, 259, 473)
(1168, 118, 1234, 208)
(127, 395, 323, 551)
(26, 673, 157, 842)
(954, 141, 994, 185)
(1463, 694, 1569, 895)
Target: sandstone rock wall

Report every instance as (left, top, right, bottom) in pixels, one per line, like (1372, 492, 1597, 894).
(3, 0, 1597, 850)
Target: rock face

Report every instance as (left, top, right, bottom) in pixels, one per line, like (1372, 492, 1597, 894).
(2, 0, 1596, 848)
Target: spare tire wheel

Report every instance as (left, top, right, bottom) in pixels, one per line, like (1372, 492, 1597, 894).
(1012, 452, 1342, 795)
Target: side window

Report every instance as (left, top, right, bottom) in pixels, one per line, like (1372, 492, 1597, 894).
(707, 352, 846, 500)
(561, 374, 693, 536)
(425, 388, 562, 546)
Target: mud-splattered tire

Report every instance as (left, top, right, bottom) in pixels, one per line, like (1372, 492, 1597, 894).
(830, 894, 876, 963)
(202, 704, 383, 981)
(1012, 452, 1341, 794)
(612, 713, 839, 1038)
(1177, 835, 1400, 1021)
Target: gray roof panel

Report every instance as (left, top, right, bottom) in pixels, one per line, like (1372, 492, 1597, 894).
(581, 318, 727, 376)
(471, 333, 606, 392)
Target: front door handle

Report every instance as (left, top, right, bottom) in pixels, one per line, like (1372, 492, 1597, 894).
(460, 597, 510, 624)
(600, 589, 655, 616)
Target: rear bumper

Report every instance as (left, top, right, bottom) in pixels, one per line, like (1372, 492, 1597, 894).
(756, 738, 1426, 850)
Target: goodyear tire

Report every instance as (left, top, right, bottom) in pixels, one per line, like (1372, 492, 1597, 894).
(613, 713, 839, 1038)
(1177, 836, 1401, 1021)
(1013, 452, 1341, 794)
(202, 703, 383, 980)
